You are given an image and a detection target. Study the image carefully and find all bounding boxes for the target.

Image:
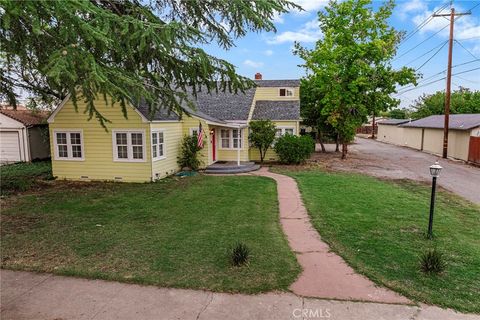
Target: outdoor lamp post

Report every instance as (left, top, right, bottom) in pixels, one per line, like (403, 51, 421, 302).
(428, 161, 442, 239)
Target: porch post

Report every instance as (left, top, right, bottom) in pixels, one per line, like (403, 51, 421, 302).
(237, 142, 240, 166)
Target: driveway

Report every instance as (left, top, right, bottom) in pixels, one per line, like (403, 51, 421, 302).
(312, 138, 480, 204)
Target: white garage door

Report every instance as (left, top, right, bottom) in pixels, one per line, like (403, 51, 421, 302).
(0, 131, 21, 164)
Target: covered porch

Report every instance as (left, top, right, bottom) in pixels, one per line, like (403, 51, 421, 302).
(204, 120, 250, 167)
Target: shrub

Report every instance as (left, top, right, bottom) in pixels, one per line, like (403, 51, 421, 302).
(1, 161, 53, 195)
(274, 134, 315, 164)
(420, 248, 446, 274)
(230, 242, 250, 267)
(177, 135, 202, 170)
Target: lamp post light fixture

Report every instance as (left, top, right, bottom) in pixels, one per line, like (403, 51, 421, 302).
(427, 161, 442, 239)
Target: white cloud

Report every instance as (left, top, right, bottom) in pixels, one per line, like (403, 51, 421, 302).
(267, 19, 322, 44)
(411, 4, 480, 48)
(264, 50, 274, 56)
(292, 0, 328, 13)
(398, 0, 428, 20)
(272, 12, 284, 24)
(243, 59, 264, 68)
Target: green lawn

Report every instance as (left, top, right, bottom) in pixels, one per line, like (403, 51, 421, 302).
(1, 175, 300, 293)
(279, 169, 480, 313)
(1, 161, 53, 195)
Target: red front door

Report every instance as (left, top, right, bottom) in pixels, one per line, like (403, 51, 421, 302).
(211, 129, 216, 161)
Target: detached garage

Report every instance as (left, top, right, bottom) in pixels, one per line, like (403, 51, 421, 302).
(377, 114, 480, 165)
(0, 108, 50, 164)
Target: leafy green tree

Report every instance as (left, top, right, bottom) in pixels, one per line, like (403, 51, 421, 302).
(249, 120, 276, 163)
(300, 79, 338, 152)
(296, 0, 416, 159)
(388, 108, 409, 119)
(411, 88, 480, 119)
(0, 0, 298, 126)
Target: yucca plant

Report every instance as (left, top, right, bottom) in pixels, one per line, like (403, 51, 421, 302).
(420, 248, 446, 274)
(230, 242, 250, 267)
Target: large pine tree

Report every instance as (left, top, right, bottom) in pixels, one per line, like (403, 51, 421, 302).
(0, 0, 298, 125)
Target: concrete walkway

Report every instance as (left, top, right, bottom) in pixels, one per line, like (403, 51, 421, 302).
(250, 168, 410, 304)
(2, 270, 479, 320)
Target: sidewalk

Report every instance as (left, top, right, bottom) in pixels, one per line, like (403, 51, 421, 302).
(1, 270, 479, 320)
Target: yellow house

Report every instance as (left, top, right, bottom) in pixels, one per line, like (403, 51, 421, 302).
(47, 76, 301, 182)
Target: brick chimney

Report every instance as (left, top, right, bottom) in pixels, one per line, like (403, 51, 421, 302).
(254, 72, 262, 80)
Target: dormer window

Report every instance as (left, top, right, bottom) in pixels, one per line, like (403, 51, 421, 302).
(279, 88, 294, 97)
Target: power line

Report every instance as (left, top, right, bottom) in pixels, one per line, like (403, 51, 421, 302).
(416, 41, 448, 71)
(394, 23, 450, 61)
(404, 40, 448, 67)
(396, 67, 480, 94)
(398, 59, 480, 91)
(398, 2, 449, 46)
(454, 39, 479, 60)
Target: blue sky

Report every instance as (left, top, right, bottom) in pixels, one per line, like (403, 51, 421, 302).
(204, 0, 480, 109)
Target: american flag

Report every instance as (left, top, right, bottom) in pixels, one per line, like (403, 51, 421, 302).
(197, 122, 204, 148)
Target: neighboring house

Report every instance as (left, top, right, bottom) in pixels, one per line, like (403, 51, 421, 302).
(0, 107, 51, 164)
(377, 114, 480, 164)
(47, 74, 301, 182)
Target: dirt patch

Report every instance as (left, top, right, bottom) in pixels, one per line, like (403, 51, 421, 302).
(0, 214, 42, 236)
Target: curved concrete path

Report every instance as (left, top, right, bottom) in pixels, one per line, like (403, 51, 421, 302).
(250, 167, 410, 304)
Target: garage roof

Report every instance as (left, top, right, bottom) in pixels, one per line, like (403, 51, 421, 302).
(378, 119, 410, 126)
(401, 114, 480, 130)
(0, 109, 49, 127)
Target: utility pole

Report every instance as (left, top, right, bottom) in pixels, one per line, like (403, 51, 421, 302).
(433, 5, 471, 158)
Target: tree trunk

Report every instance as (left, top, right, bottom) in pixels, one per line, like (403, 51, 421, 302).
(259, 147, 265, 163)
(371, 113, 376, 139)
(341, 142, 348, 159)
(335, 133, 340, 152)
(318, 131, 326, 153)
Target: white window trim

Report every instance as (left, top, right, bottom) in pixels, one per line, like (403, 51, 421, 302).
(151, 129, 166, 161)
(279, 87, 295, 97)
(276, 126, 296, 136)
(112, 129, 146, 162)
(189, 127, 200, 136)
(218, 128, 243, 150)
(53, 129, 85, 161)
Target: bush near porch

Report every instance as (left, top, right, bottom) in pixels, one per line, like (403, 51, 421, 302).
(0, 175, 300, 293)
(280, 169, 480, 313)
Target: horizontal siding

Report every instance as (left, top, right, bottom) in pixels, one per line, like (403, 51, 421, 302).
(254, 87, 299, 101)
(151, 122, 183, 179)
(216, 127, 249, 162)
(49, 98, 152, 182)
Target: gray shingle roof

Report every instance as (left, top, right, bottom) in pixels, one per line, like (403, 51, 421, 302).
(254, 79, 300, 87)
(192, 88, 256, 121)
(134, 80, 301, 122)
(136, 99, 180, 121)
(378, 119, 410, 126)
(252, 100, 300, 120)
(401, 114, 480, 130)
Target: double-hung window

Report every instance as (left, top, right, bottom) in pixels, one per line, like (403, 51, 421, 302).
(113, 130, 145, 162)
(152, 130, 165, 160)
(220, 129, 230, 148)
(54, 130, 84, 160)
(232, 129, 242, 148)
(220, 129, 242, 149)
